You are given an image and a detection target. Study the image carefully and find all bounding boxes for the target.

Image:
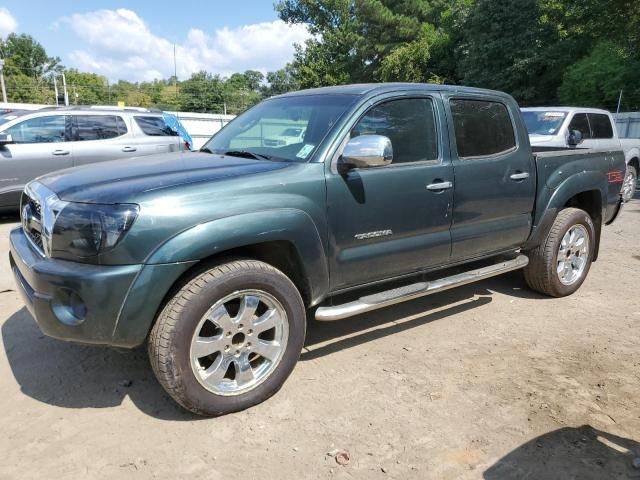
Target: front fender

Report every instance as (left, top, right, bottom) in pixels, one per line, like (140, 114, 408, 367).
(146, 208, 329, 305)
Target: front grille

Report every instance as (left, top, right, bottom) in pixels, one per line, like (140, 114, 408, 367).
(20, 192, 45, 256)
(27, 230, 44, 252)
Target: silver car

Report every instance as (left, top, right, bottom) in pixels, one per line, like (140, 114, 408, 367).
(0, 106, 185, 212)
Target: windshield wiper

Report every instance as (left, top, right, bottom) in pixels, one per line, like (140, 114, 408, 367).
(223, 150, 272, 161)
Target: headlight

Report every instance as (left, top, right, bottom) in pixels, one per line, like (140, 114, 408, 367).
(51, 203, 140, 258)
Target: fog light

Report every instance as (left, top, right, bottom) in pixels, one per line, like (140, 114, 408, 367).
(52, 288, 87, 326)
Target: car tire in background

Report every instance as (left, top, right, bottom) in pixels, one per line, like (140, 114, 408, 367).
(148, 259, 306, 416)
(523, 207, 595, 298)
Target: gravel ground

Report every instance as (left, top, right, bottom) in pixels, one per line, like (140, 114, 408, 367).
(0, 195, 639, 480)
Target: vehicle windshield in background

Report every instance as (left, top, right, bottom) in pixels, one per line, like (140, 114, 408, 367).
(201, 94, 359, 162)
(522, 110, 567, 135)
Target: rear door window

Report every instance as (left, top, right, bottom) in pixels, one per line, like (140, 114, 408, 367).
(5, 115, 68, 143)
(568, 113, 592, 139)
(134, 116, 177, 136)
(449, 99, 516, 158)
(74, 115, 126, 141)
(588, 114, 614, 139)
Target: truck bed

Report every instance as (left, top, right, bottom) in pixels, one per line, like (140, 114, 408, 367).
(532, 147, 626, 225)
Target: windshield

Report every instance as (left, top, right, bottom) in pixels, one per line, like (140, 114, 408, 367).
(522, 110, 567, 135)
(202, 94, 359, 162)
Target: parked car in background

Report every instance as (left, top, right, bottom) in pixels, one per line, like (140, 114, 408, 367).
(263, 126, 306, 147)
(10, 83, 626, 416)
(521, 107, 639, 202)
(0, 106, 186, 212)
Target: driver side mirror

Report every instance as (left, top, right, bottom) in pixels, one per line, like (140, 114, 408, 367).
(567, 129, 583, 147)
(339, 134, 393, 170)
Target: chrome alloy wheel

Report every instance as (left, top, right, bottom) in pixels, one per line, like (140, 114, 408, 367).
(622, 166, 637, 203)
(190, 290, 289, 396)
(557, 225, 590, 286)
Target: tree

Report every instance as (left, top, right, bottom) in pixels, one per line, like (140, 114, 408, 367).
(277, 0, 467, 87)
(0, 33, 62, 78)
(262, 65, 300, 97)
(559, 42, 640, 111)
(457, 0, 563, 105)
(64, 69, 108, 105)
(0, 33, 61, 103)
(179, 71, 225, 113)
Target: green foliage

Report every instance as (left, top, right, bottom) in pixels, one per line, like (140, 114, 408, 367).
(559, 42, 640, 110)
(457, 0, 562, 105)
(3, 2, 640, 112)
(278, 0, 640, 110)
(64, 69, 108, 105)
(262, 65, 300, 96)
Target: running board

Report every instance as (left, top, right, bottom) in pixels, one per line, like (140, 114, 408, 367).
(315, 254, 529, 321)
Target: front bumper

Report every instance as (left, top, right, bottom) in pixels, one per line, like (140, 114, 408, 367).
(9, 227, 196, 348)
(10, 226, 141, 346)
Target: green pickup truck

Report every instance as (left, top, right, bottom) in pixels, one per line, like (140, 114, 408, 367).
(9, 83, 626, 416)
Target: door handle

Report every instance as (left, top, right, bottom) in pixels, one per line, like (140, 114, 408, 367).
(52, 149, 70, 156)
(122, 146, 137, 152)
(510, 172, 530, 181)
(426, 181, 453, 191)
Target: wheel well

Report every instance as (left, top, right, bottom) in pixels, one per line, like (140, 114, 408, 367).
(164, 241, 312, 308)
(630, 157, 639, 174)
(564, 190, 602, 261)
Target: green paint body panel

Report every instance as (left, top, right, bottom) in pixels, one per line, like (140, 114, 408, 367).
(8, 83, 626, 347)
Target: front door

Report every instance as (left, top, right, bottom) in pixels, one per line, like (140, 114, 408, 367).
(445, 95, 536, 261)
(326, 95, 453, 290)
(567, 113, 598, 149)
(0, 114, 73, 208)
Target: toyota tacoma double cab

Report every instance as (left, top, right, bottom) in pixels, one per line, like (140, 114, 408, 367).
(10, 83, 626, 416)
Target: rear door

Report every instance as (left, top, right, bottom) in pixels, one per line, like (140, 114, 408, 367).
(0, 114, 73, 208)
(326, 95, 453, 289)
(587, 113, 618, 150)
(445, 95, 535, 261)
(71, 114, 133, 166)
(131, 115, 183, 155)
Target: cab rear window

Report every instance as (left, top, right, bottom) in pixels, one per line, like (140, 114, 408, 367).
(134, 116, 178, 136)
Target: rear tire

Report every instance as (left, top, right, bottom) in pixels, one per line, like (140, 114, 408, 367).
(148, 259, 306, 416)
(524, 207, 595, 297)
(622, 164, 638, 202)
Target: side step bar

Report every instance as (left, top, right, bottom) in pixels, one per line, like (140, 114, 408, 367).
(315, 254, 529, 321)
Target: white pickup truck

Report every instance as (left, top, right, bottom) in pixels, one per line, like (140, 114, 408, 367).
(522, 107, 639, 202)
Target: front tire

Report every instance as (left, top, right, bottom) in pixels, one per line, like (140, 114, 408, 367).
(524, 207, 595, 297)
(148, 259, 306, 416)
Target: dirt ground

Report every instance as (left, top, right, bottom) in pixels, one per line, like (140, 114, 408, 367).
(0, 195, 639, 480)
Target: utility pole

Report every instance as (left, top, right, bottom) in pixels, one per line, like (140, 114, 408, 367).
(616, 90, 623, 113)
(72, 83, 78, 105)
(0, 59, 7, 103)
(61, 72, 69, 106)
(53, 75, 59, 106)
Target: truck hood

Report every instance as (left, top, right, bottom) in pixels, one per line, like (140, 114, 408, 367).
(36, 151, 292, 203)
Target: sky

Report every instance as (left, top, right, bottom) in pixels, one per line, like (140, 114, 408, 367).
(0, 1, 311, 82)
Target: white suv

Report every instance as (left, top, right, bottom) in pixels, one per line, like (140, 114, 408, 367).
(0, 106, 186, 211)
(521, 107, 639, 202)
